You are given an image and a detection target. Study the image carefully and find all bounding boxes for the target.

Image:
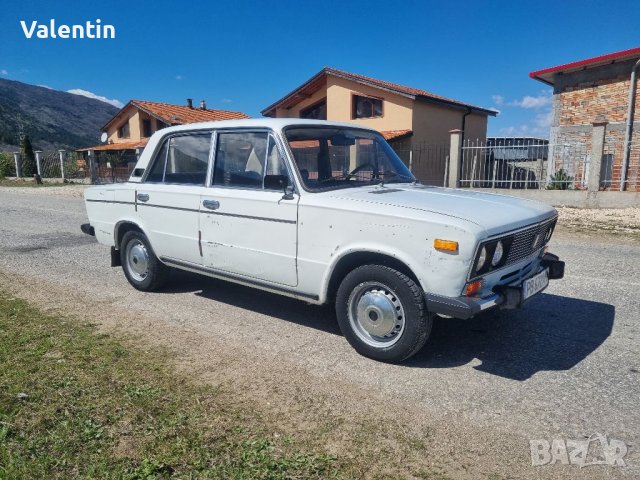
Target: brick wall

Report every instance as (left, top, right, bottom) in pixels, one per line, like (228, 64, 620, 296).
(557, 74, 639, 126)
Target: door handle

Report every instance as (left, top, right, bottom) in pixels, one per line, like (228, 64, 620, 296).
(137, 193, 149, 202)
(202, 199, 220, 210)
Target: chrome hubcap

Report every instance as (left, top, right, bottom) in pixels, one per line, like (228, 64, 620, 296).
(348, 282, 405, 347)
(127, 240, 149, 282)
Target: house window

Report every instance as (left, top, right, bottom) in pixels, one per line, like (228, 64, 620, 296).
(156, 120, 167, 130)
(300, 100, 327, 120)
(117, 121, 130, 138)
(352, 95, 383, 119)
(142, 119, 152, 138)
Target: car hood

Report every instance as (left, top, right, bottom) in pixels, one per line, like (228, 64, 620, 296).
(327, 184, 557, 236)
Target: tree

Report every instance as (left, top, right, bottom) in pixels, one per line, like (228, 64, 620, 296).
(20, 135, 36, 177)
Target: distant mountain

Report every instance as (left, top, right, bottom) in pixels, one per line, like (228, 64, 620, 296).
(0, 78, 119, 152)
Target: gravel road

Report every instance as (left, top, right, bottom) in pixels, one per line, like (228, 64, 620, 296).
(1, 185, 638, 479)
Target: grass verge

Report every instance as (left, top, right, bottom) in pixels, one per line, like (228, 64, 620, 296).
(0, 292, 343, 479)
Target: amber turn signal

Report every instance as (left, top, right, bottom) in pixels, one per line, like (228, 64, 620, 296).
(464, 279, 483, 296)
(434, 239, 459, 253)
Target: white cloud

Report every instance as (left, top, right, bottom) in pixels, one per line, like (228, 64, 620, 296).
(67, 88, 124, 108)
(535, 110, 553, 129)
(176, 75, 183, 80)
(221, 98, 233, 103)
(492, 94, 504, 106)
(38, 84, 53, 89)
(0, 69, 8, 76)
(508, 90, 552, 109)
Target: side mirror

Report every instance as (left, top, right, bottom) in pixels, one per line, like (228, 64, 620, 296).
(282, 181, 295, 201)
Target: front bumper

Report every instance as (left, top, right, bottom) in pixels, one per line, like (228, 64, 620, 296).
(425, 252, 564, 320)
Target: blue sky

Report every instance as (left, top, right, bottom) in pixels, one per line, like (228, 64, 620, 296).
(1, 0, 638, 138)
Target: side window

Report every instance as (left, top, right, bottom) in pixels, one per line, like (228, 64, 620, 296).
(213, 132, 268, 189)
(145, 133, 211, 185)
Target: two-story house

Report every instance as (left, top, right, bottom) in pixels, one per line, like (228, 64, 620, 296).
(261, 67, 496, 183)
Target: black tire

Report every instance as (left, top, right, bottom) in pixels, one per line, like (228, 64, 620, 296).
(120, 230, 170, 291)
(335, 265, 432, 363)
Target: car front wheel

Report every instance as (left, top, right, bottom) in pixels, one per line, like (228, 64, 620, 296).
(336, 265, 432, 363)
(120, 230, 169, 291)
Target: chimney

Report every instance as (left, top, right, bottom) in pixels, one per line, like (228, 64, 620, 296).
(186, 98, 193, 109)
(200, 100, 207, 110)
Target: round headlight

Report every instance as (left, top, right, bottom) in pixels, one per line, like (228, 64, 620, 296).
(476, 246, 487, 271)
(492, 241, 504, 266)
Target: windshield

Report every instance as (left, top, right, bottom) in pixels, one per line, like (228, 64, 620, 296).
(283, 126, 415, 191)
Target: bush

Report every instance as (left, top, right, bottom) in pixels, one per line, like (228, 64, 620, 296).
(0, 152, 13, 177)
(546, 168, 574, 190)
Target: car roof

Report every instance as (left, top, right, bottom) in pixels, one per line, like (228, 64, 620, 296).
(155, 118, 380, 134)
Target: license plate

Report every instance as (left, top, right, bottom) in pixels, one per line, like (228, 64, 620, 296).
(522, 268, 549, 301)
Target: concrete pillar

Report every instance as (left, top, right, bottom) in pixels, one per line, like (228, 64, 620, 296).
(88, 150, 98, 184)
(34, 151, 43, 176)
(448, 129, 463, 188)
(58, 150, 66, 181)
(588, 120, 607, 193)
(13, 152, 21, 178)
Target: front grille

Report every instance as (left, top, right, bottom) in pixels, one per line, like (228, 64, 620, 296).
(505, 217, 557, 266)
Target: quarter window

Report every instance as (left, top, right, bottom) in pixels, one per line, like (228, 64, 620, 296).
(145, 133, 211, 185)
(352, 95, 383, 119)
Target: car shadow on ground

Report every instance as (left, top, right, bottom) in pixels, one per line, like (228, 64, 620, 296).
(406, 293, 615, 380)
(161, 270, 341, 335)
(161, 272, 614, 381)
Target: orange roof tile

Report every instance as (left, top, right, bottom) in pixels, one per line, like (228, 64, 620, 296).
(77, 140, 149, 152)
(262, 67, 497, 116)
(102, 100, 249, 131)
(380, 129, 413, 141)
(132, 100, 250, 124)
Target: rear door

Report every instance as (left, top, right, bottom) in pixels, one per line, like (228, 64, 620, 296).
(136, 131, 212, 265)
(199, 130, 299, 286)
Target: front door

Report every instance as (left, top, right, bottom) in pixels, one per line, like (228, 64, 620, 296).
(199, 131, 298, 287)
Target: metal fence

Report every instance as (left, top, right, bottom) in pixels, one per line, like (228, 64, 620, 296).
(394, 142, 450, 186)
(458, 138, 589, 190)
(602, 138, 640, 191)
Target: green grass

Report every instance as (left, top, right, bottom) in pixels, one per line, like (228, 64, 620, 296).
(0, 293, 342, 479)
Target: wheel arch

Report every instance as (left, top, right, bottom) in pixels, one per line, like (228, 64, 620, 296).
(114, 220, 147, 250)
(324, 250, 423, 304)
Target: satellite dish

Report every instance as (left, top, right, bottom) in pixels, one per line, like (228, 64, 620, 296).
(100, 132, 108, 143)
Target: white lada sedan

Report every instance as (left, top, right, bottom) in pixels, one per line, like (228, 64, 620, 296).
(82, 119, 564, 362)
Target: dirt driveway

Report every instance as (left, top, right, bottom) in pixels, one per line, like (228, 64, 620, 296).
(1, 185, 638, 479)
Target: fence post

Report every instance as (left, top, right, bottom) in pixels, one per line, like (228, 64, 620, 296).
(58, 149, 66, 181)
(588, 120, 607, 193)
(34, 151, 43, 176)
(13, 152, 21, 178)
(88, 150, 97, 184)
(448, 129, 462, 188)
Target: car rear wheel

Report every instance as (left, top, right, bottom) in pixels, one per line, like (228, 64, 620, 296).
(335, 265, 432, 363)
(120, 231, 169, 291)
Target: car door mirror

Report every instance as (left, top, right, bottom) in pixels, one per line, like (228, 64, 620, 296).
(265, 174, 294, 199)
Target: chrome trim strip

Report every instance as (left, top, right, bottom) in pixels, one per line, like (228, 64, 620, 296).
(160, 256, 317, 301)
(86, 199, 134, 206)
(201, 210, 296, 224)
